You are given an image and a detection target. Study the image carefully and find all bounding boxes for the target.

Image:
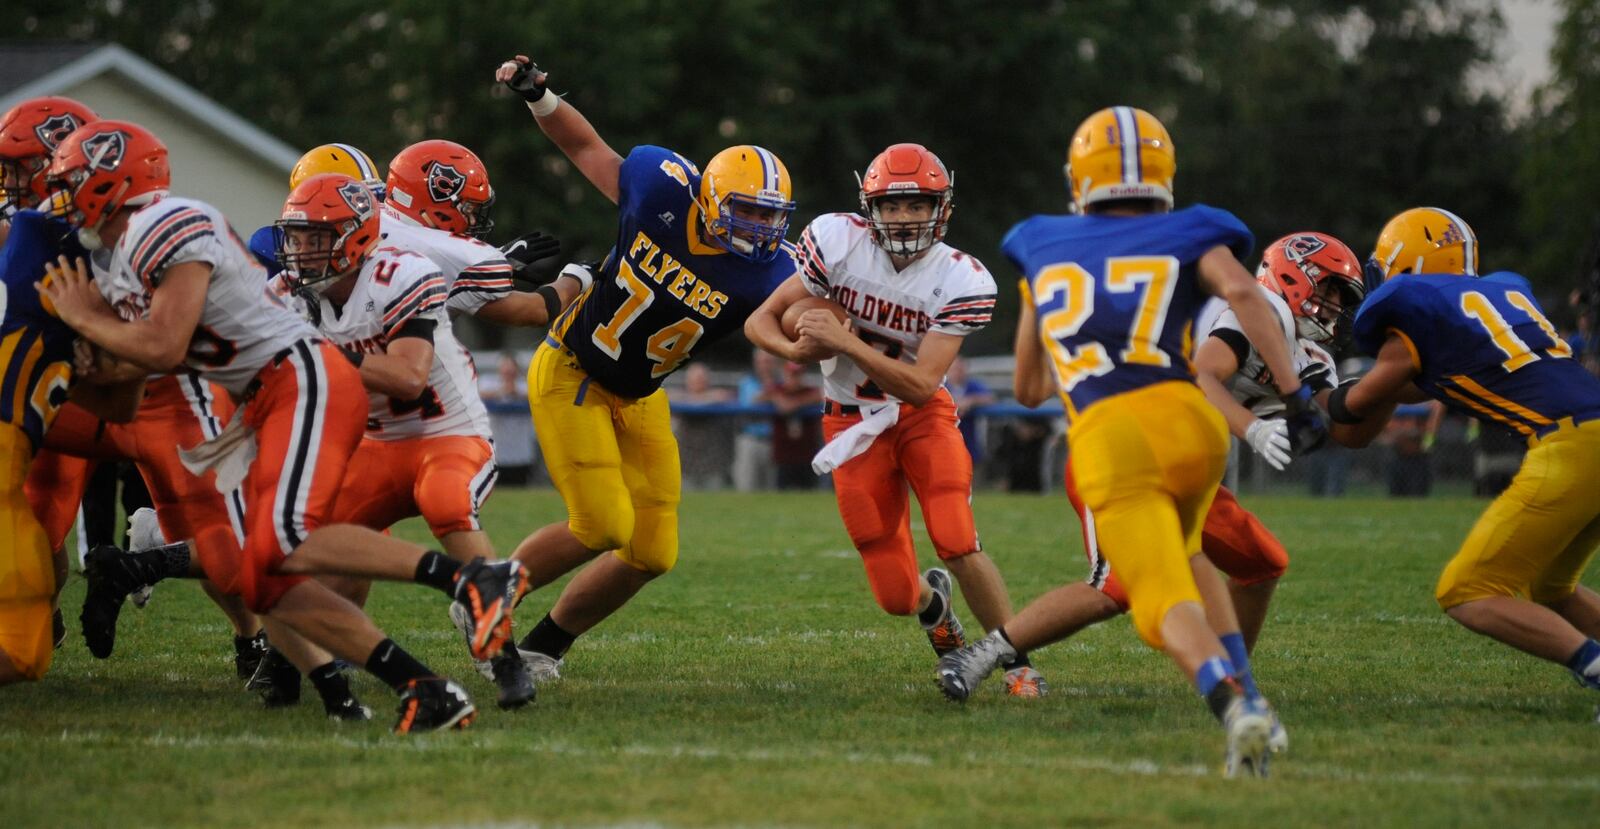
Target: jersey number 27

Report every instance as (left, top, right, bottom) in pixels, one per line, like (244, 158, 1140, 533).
(1034, 256, 1179, 392)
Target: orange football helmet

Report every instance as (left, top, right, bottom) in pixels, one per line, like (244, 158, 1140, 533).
(1256, 232, 1365, 346)
(45, 120, 169, 247)
(0, 96, 97, 214)
(857, 143, 953, 256)
(275, 173, 380, 292)
(385, 140, 494, 237)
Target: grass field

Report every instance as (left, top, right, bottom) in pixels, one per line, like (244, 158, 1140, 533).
(3, 490, 1599, 828)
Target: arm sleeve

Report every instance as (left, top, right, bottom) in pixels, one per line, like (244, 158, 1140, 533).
(133, 207, 220, 289)
(382, 273, 449, 340)
(796, 223, 830, 297)
(445, 254, 515, 314)
(930, 263, 998, 336)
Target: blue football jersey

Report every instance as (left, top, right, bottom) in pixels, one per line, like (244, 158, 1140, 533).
(552, 145, 795, 399)
(1, 210, 87, 448)
(1001, 205, 1254, 417)
(1353, 271, 1600, 438)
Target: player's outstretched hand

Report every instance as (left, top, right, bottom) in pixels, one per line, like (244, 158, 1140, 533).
(496, 55, 549, 102)
(1245, 418, 1292, 471)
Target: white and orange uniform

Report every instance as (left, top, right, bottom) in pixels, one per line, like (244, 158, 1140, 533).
(796, 212, 996, 615)
(378, 206, 515, 315)
(1070, 288, 1336, 607)
(95, 196, 367, 612)
(273, 244, 497, 539)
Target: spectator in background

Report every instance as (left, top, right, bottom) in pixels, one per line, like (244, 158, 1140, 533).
(733, 348, 779, 491)
(769, 361, 823, 490)
(673, 363, 736, 490)
(480, 351, 539, 486)
(994, 418, 1050, 493)
(1381, 401, 1441, 497)
(946, 356, 995, 465)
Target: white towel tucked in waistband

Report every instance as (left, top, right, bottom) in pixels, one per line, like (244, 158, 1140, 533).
(811, 402, 901, 474)
(179, 407, 258, 494)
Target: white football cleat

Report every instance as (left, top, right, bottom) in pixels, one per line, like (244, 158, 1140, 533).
(518, 649, 564, 684)
(1223, 696, 1274, 779)
(449, 601, 495, 680)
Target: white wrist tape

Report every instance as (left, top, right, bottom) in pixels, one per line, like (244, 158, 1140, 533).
(528, 93, 560, 118)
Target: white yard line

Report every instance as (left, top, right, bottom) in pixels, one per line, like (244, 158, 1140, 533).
(28, 729, 1600, 792)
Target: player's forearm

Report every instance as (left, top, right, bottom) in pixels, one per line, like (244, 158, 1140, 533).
(1226, 288, 1301, 396)
(532, 102, 622, 204)
(743, 310, 807, 364)
(477, 292, 550, 327)
(841, 340, 940, 405)
(359, 352, 429, 399)
(1197, 372, 1257, 439)
(75, 315, 187, 373)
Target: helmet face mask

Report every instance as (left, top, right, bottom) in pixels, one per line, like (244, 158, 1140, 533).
(1, 154, 48, 213)
(275, 221, 356, 293)
(0, 96, 98, 215)
(865, 193, 944, 257)
(277, 174, 379, 294)
(710, 192, 791, 261)
(699, 145, 794, 264)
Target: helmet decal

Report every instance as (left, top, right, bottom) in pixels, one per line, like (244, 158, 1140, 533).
(337, 179, 374, 219)
(425, 161, 466, 202)
(34, 113, 84, 152)
(82, 130, 127, 172)
(1282, 234, 1327, 262)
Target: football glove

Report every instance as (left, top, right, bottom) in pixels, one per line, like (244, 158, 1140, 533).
(1244, 418, 1293, 471)
(1280, 384, 1330, 454)
(1298, 360, 1335, 394)
(502, 57, 550, 103)
(1361, 256, 1388, 297)
(500, 231, 562, 287)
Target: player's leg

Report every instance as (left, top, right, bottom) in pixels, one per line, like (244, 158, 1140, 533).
(511, 345, 635, 588)
(1198, 485, 1288, 652)
(414, 436, 499, 563)
(519, 389, 678, 673)
(1436, 427, 1600, 670)
(1, 428, 58, 687)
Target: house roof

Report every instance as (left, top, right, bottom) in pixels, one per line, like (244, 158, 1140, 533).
(0, 41, 297, 171)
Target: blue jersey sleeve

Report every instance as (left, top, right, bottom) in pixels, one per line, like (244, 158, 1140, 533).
(618, 145, 701, 219)
(999, 218, 1034, 273)
(1351, 277, 1416, 357)
(248, 226, 281, 276)
(1181, 205, 1254, 263)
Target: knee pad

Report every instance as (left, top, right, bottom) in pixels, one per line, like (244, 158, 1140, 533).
(0, 600, 55, 681)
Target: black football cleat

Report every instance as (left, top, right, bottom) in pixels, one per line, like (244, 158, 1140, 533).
(393, 677, 476, 734)
(490, 648, 536, 710)
(325, 695, 374, 722)
(52, 608, 66, 650)
(246, 647, 302, 708)
(451, 558, 527, 661)
(79, 545, 142, 659)
(234, 630, 269, 680)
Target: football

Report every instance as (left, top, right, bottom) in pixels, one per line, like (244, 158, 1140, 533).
(780, 295, 849, 340)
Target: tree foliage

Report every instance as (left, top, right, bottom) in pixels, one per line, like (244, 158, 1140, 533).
(16, 0, 1589, 351)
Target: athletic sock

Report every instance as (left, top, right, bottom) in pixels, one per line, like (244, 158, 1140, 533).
(917, 589, 949, 629)
(412, 551, 461, 594)
(999, 631, 1032, 671)
(1566, 639, 1600, 683)
(1220, 633, 1262, 701)
(1194, 655, 1236, 698)
(518, 613, 577, 659)
(364, 639, 433, 691)
(308, 661, 356, 707)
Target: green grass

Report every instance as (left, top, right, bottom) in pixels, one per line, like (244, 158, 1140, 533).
(3, 491, 1598, 828)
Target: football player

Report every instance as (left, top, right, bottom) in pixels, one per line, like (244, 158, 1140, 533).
(0, 95, 107, 686)
(269, 172, 535, 709)
(491, 54, 796, 683)
(937, 232, 1362, 736)
(948, 107, 1316, 776)
(37, 120, 525, 731)
(248, 143, 386, 274)
(1329, 207, 1600, 706)
(744, 143, 1045, 695)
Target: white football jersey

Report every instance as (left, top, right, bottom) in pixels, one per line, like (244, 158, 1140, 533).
(1198, 288, 1338, 418)
(94, 197, 317, 397)
(270, 246, 491, 440)
(379, 207, 514, 315)
(795, 213, 996, 407)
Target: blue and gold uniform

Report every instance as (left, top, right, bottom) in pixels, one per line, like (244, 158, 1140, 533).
(1354, 271, 1600, 607)
(1003, 205, 1253, 646)
(534, 145, 793, 572)
(1, 210, 85, 679)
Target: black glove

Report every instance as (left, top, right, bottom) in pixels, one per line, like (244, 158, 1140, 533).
(500, 231, 562, 287)
(1362, 257, 1388, 297)
(1298, 361, 1335, 394)
(1280, 384, 1329, 454)
(503, 57, 550, 103)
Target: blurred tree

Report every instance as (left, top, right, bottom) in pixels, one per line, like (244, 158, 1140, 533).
(1520, 0, 1600, 300)
(15, 0, 1533, 353)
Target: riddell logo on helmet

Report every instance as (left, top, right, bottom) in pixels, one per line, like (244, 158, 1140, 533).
(337, 180, 374, 219)
(34, 114, 84, 151)
(425, 161, 466, 202)
(82, 131, 127, 172)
